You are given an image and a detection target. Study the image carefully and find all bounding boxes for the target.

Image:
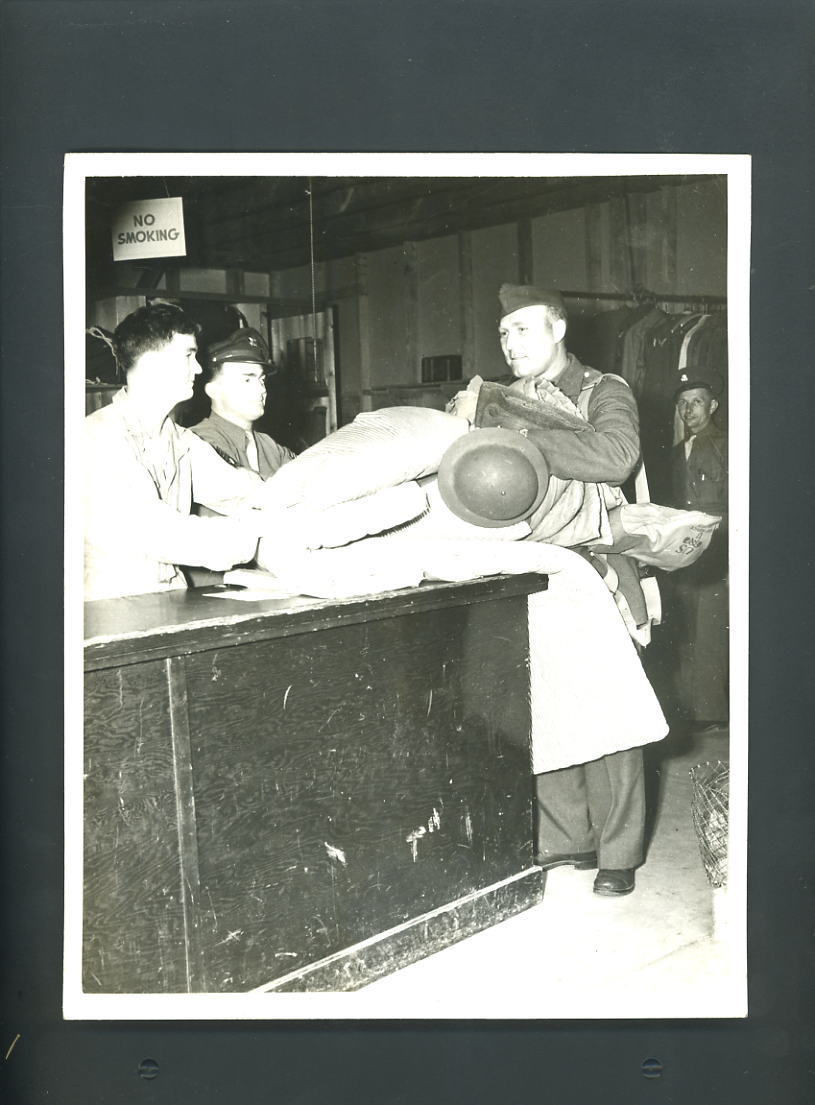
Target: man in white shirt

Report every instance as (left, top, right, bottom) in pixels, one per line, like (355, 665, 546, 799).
(83, 303, 276, 601)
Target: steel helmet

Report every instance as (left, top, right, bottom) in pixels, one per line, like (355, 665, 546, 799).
(437, 428, 550, 528)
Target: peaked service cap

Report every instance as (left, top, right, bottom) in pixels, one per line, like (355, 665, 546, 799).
(207, 327, 271, 368)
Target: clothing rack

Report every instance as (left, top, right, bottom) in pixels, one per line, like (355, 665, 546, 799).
(561, 289, 727, 312)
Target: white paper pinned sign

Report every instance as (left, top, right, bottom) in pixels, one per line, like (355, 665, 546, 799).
(111, 196, 186, 261)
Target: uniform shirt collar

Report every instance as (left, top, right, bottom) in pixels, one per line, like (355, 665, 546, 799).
(546, 353, 586, 404)
(691, 421, 723, 442)
(207, 410, 253, 447)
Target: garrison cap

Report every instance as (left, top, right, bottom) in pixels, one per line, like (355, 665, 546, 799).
(674, 373, 724, 403)
(207, 327, 271, 368)
(498, 283, 566, 319)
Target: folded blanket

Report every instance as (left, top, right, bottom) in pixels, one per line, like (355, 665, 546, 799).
(262, 407, 469, 509)
(256, 481, 428, 558)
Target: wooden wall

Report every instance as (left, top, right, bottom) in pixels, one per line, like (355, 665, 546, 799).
(272, 176, 727, 419)
(86, 177, 727, 427)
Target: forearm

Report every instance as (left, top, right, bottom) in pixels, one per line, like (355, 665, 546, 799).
(188, 433, 269, 513)
(474, 376, 640, 485)
(523, 424, 639, 484)
(85, 491, 259, 571)
(137, 503, 260, 570)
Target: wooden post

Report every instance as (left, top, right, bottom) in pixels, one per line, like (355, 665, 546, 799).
(622, 191, 649, 290)
(323, 309, 339, 434)
(225, 268, 244, 299)
(356, 253, 372, 411)
(659, 185, 678, 288)
(458, 231, 475, 380)
(585, 203, 604, 290)
(164, 267, 181, 296)
(166, 656, 208, 992)
(517, 217, 533, 284)
(403, 240, 419, 382)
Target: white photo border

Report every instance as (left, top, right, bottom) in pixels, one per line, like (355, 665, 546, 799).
(64, 152, 750, 1020)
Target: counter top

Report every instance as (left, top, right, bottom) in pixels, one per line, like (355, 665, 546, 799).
(84, 574, 548, 670)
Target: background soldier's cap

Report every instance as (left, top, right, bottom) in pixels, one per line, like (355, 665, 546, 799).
(207, 327, 271, 367)
(674, 373, 724, 402)
(498, 283, 566, 319)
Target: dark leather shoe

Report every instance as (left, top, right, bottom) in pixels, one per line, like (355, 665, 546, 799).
(593, 868, 636, 896)
(534, 850, 598, 871)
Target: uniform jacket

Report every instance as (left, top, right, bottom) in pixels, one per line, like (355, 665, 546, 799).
(190, 411, 295, 479)
(473, 353, 652, 632)
(671, 421, 728, 517)
(473, 353, 640, 485)
(671, 420, 728, 583)
(84, 389, 267, 601)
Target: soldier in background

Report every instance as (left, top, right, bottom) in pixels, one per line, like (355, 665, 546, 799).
(669, 378, 729, 731)
(191, 328, 295, 477)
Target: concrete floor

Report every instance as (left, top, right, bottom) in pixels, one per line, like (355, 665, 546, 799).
(351, 727, 744, 1019)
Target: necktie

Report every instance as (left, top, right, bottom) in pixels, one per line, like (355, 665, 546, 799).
(684, 434, 695, 461)
(245, 431, 259, 472)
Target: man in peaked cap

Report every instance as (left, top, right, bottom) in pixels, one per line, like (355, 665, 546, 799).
(669, 376, 728, 730)
(451, 283, 651, 897)
(190, 328, 296, 478)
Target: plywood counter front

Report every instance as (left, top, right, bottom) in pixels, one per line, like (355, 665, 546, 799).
(83, 575, 547, 994)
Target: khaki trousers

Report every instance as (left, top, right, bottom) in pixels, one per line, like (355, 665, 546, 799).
(534, 746, 645, 870)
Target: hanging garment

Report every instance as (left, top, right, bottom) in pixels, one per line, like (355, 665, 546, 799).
(620, 306, 667, 398)
(639, 313, 701, 502)
(687, 311, 729, 428)
(672, 314, 710, 444)
(566, 304, 648, 374)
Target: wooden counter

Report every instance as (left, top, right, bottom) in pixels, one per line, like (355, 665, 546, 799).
(83, 574, 547, 993)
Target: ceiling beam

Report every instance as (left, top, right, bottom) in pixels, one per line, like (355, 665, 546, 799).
(87, 174, 721, 280)
(204, 176, 711, 272)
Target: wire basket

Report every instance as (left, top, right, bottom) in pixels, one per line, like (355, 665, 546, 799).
(689, 759, 729, 888)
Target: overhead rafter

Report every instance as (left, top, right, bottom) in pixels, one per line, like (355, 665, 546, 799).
(86, 174, 722, 281)
(196, 175, 717, 272)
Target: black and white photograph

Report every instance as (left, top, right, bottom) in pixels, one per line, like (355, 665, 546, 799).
(64, 152, 749, 1020)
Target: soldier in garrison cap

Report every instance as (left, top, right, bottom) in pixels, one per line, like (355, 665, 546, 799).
(190, 328, 296, 479)
(448, 283, 649, 897)
(668, 376, 729, 731)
